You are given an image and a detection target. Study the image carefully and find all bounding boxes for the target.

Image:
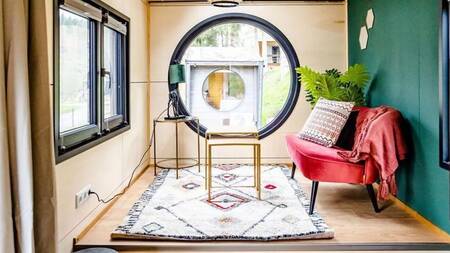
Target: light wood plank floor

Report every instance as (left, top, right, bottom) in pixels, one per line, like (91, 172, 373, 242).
(74, 166, 450, 252)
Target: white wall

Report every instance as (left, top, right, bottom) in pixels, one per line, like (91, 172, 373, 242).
(149, 3, 346, 163)
(46, 0, 150, 252)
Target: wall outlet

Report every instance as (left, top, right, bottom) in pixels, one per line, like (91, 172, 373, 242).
(75, 185, 91, 209)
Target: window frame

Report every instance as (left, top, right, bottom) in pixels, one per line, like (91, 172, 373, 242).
(57, 10, 99, 144)
(53, 0, 130, 163)
(101, 24, 127, 131)
(170, 13, 301, 139)
(268, 45, 281, 64)
(440, 0, 450, 170)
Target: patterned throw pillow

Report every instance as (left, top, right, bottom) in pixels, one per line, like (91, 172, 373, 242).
(299, 98, 354, 147)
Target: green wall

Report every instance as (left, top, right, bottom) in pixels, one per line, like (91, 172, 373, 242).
(348, 0, 450, 233)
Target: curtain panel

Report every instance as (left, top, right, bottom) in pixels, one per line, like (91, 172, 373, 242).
(0, 0, 57, 252)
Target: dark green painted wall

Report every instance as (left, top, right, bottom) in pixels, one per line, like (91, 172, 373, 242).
(348, 0, 450, 233)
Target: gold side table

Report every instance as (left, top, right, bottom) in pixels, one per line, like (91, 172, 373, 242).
(153, 116, 200, 179)
(205, 126, 261, 200)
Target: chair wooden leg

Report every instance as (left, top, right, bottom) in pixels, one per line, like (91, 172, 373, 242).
(309, 181, 319, 215)
(366, 184, 381, 213)
(291, 163, 296, 179)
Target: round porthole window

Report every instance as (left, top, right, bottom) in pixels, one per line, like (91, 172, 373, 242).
(171, 13, 300, 139)
(202, 69, 245, 112)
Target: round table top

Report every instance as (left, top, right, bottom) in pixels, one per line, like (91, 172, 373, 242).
(154, 116, 198, 123)
(74, 248, 118, 253)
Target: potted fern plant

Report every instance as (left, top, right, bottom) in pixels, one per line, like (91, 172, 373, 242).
(296, 64, 370, 107)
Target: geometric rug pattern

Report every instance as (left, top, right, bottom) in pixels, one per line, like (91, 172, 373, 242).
(112, 164, 334, 241)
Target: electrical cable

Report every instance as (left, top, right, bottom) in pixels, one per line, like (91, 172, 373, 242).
(89, 108, 167, 204)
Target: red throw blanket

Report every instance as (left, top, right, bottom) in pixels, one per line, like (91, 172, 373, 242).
(338, 106, 408, 200)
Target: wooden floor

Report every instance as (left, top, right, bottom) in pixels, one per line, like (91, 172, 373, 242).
(74, 166, 450, 252)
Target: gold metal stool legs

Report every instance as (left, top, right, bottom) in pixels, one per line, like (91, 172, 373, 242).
(207, 144, 212, 200)
(256, 144, 261, 200)
(206, 143, 261, 201)
(204, 136, 208, 190)
(253, 145, 257, 187)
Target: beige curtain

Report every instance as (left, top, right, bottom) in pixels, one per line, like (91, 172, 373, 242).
(0, 0, 57, 252)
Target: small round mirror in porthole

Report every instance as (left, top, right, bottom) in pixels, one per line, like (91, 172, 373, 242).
(202, 69, 245, 111)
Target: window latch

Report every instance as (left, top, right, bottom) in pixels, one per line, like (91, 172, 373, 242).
(101, 68, 110, 77)
(101, 68, 112, 88)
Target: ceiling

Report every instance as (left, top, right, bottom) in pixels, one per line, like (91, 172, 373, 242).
(148, 0, 344, 3)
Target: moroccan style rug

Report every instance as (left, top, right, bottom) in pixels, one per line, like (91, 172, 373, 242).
(112, 164, 334, 241)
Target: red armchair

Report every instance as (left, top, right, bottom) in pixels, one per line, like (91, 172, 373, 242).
(286, 109, 381, 215)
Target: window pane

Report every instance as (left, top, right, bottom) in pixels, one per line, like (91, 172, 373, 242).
(180, 23, 291, 129)
(59, 10, 91, 132)
(104, 27, 121, 119)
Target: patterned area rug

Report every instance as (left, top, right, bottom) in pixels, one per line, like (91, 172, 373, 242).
(112, 164, 334, 241)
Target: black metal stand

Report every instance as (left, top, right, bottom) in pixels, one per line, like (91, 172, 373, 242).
(307, 182, 381, 215)
(309, 181, 319, 215)
(291, 162, 296, 179)
(165, 91, 186, 120)
(366, 184, 381, 213)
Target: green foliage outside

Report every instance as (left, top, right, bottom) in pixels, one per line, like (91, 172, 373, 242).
(228, 73, 245, 99)
(261, 68, 290, 126)
(192, 23, 242, 47)
(296, 64, 369, 107)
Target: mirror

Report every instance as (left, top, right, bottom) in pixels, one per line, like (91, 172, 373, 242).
(202, 69, 245, 111)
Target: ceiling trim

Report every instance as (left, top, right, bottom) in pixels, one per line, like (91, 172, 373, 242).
(148, 0, 344, 3)
(147, 0, 344, 6)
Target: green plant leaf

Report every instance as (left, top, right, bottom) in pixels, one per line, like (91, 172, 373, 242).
(319, 75, 345, 101)
(297, 66, 322, 105)
(339, 64, 369, 88)
(325, 68, 341, 79)
(297, 64, 369, 107)
(341, 85, 366, 106)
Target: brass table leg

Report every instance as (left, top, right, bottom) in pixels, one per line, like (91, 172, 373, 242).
(153, 117, 200, 179)
(257, 144, 261, 200)
(208, 144, 212, 200)
(204, 135, 208, 189)
(197, 120, 201, 173)
(175, 122, 179, 179)
(153, 120, 157, 176)
(253, 145, 256, 187)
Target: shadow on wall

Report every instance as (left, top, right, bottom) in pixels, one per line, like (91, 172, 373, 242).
(398, 116, 415, 204)
(365, 63, 385, 107)
(366, 68, 416, 204)
(366, 73, 378, 106)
